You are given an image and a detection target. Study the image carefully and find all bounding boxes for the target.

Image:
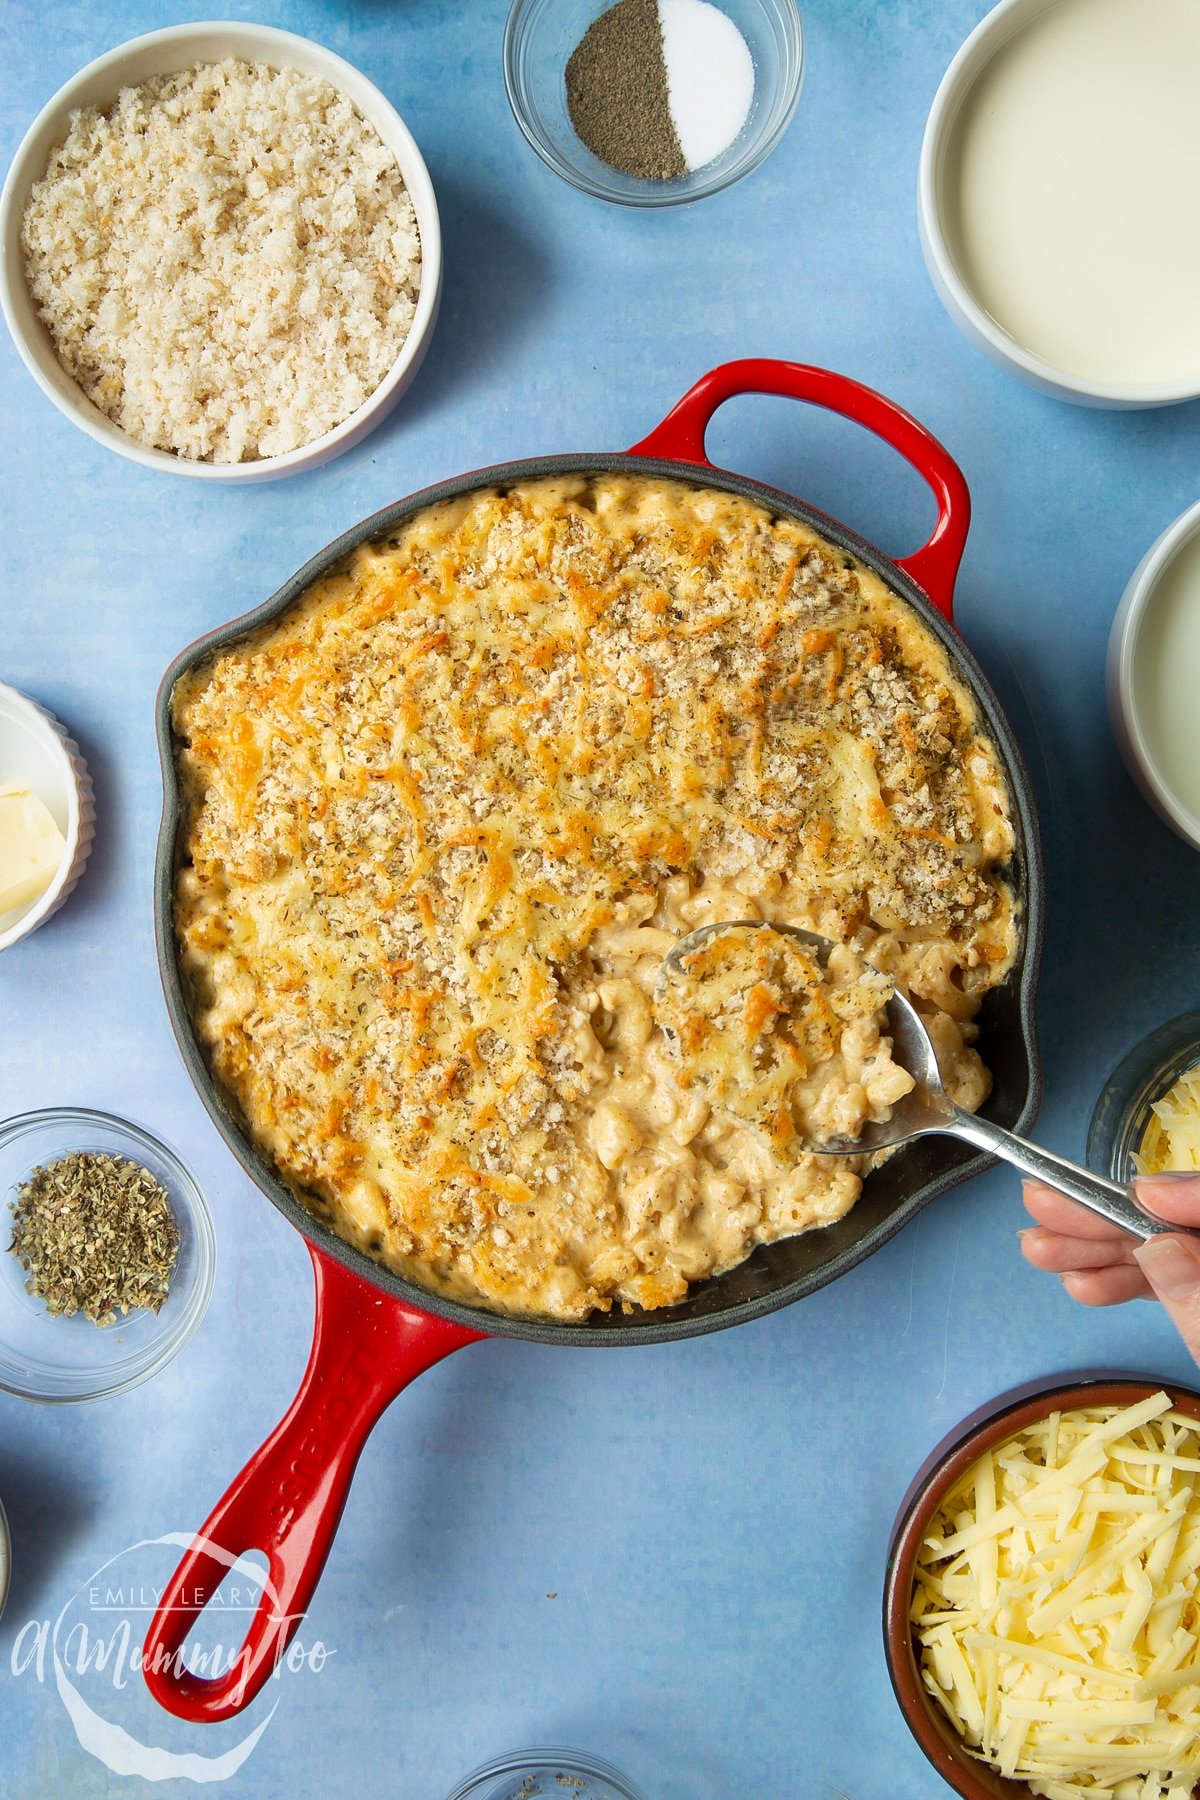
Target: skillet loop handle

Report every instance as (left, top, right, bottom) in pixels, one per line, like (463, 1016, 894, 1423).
(142, 1246, 483, 1723)
(627, 358, 971, 622)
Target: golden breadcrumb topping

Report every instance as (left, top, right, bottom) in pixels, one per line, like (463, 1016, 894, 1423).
(172, 474, 1017, 1320)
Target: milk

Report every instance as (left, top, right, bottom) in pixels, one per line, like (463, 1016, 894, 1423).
(1134, 530, 1200, 825)
(946, 0, 1200, 387)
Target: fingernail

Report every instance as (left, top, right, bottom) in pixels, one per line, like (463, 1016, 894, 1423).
(1133, 1235, 1200, 1297)
(1134, 1174, 1200, 1222)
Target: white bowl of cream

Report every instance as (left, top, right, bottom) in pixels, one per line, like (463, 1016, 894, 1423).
(1109, 500, 1200, 849)
(920, 0, 1200, 407)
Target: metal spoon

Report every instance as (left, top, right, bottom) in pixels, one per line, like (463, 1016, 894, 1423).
(659, 920, 1178, 1242)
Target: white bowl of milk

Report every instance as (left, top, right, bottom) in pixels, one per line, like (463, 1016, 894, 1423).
(1109, 502, 1200, 849)
(920, 0, 1200, 407)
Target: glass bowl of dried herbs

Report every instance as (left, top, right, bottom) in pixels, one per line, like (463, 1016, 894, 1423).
(504, 0, 803, 206)
(0, 1108, 215, 1402)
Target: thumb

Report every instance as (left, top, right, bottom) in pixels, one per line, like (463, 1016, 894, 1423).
(1132, 1233, 1200, 1359)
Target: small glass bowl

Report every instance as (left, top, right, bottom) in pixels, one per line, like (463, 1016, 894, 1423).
(0, 1108, 215, 1403)
(504, 0, 804, 206)
(0, 1496, 10, 1623)
(446, 1748, 647, 1800)
(884, 1374, 1200, 1800)
(1087, 1012, 1200, 1181)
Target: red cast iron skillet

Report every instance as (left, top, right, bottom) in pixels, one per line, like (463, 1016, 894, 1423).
(145, 360, 1044, 1721)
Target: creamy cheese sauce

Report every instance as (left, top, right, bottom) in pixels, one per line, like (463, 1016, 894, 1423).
(945, 0, 1200, 387)
(1133, 528, 1200, 825)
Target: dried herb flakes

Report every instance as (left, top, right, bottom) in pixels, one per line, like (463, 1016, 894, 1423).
(7, 1151, 180, 1327)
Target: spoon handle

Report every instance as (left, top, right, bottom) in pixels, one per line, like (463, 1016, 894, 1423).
(947, 1108, 1194, 1241)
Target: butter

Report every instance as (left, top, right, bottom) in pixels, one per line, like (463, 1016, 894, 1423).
(0, 780, 66, 915)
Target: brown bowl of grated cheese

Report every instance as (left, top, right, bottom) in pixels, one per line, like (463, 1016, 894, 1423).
(885, 1376, 1200, 1800)
(0, 22, 441, 481)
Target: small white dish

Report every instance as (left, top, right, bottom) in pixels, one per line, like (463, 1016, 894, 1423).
(919, 0, 1200, 408)
(0, 683, 94, 952)
(0, 22, 442, 482)
(1108, 500, 1200, 851)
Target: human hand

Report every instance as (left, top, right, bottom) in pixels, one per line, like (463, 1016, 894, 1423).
(1022, 1175, 1200, 1360)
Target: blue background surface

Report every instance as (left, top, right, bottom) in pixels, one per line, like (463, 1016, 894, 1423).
(3, 2, 1200, 1795)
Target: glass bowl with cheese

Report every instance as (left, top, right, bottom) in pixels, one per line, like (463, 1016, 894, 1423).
(0, 681, 94, 952)
(1089, 1014, 1200, 1182)
(885, 1376, 1200, 1800)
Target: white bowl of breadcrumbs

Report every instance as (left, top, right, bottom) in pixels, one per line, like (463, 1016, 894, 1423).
(0, 23, 442, 481)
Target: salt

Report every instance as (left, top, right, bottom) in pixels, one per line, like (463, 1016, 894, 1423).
(659, 0, 755, 170)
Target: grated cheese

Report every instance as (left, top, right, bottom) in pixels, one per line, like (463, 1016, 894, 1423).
(1135, 1064, 1200, 1175)
(654, 927, 913, 1156)
(912, 1394, 1200, 1797)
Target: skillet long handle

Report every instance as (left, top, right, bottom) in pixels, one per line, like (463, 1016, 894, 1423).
(143, 1245, 484, 1723)
(626, 358, 971, 621)
(948, 1107, 1195, 1241)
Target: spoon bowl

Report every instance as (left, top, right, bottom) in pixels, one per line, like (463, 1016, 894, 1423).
(661, 920, 1178, 1242)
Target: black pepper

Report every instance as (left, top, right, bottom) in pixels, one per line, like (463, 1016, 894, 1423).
(565, 0, 685, 180)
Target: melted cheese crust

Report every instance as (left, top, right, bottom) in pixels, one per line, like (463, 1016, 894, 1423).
(172, 474, 1018, 1320)
(656, 928, 914, 1157)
